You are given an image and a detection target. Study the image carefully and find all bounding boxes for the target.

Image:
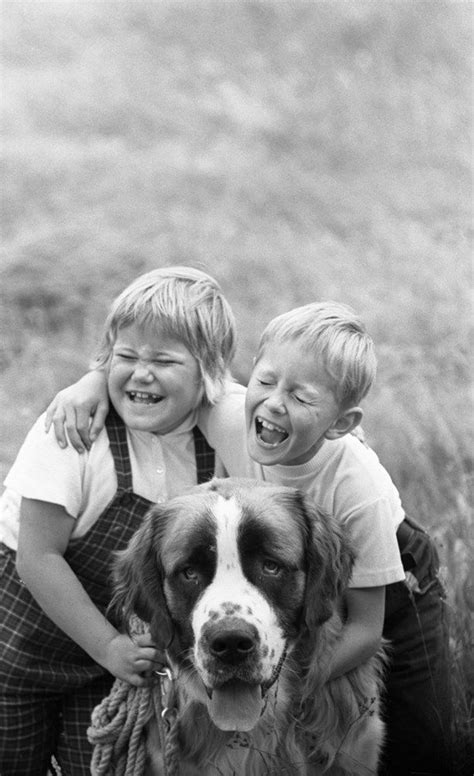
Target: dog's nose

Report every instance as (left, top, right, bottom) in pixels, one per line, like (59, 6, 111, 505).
(207, 622, 258, 665)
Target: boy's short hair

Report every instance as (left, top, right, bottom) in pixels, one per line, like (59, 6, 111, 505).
(257, 302, 377, 407)
(95, 266, 236, 405)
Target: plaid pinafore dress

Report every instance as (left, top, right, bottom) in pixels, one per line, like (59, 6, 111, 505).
(0, 407, 215, 776)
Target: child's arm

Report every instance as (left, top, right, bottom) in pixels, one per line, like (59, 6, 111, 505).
(16, 497, 158, 686)
(44, 370, 109, 453)
(329, 586, 385, 679)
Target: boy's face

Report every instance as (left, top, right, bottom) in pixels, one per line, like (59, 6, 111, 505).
(108, 322, 202, 435)
(245, 339, 342, 466)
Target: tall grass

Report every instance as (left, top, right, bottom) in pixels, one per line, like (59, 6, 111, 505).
(1, 2, 472, 770)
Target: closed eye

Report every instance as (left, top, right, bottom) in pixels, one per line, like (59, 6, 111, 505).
(293, 393, 318, 406)
(294, 394, 308, 404)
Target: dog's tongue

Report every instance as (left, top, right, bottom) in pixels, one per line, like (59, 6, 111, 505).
(207, 680, 263, 731)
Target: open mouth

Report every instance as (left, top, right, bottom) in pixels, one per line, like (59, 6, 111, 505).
(126, 391, 163, 405)
(255, 417, 288, 447)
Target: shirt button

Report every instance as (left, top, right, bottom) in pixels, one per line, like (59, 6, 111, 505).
(156, 467, 164, 475)
(156, 497, 166, 504)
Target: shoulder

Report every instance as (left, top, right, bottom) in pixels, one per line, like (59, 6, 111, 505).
(198, 380, 246, 438)
(197, 380, 258, 478)
(6, 413, 110, 471)
(5, 413, 81, 473)
(4, 414, 113, 516)
(302, 435, 403, 518)
(322, 433, 394, 483)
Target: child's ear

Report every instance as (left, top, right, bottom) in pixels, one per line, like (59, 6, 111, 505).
(324, 407, 363, 440)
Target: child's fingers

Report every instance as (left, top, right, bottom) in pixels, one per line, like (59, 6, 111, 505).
(72, 406, 95, 450)
(61, 408, 87, 453)
(50, 416, 68, 449)
(88, 402, 109, 443)
(134, 636, 167, 667)
(53, 422, 68, 449)
(134, 633, 157, 647)
(44, 401, 59, 435)
(121, 653, 161, 686)
(134, 655, 156, 672)
(127, 672, 149, 688)
(138, 647, 167, 668)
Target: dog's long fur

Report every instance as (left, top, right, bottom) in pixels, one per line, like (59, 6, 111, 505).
(111, 478, 385, 775)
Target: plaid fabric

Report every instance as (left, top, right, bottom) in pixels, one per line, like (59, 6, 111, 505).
(193, 424, 215, 483)
(0, 655, 113, 776)
(0, 408, 215, 774)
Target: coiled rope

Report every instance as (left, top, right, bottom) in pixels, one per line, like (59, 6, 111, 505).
(88, 678, 156, 776)
(87, 617, 180, 776)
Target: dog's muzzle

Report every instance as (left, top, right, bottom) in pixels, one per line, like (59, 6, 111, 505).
(206, 619, 258, 667)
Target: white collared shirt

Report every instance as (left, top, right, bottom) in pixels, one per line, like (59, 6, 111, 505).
(0, 411, 200, 550)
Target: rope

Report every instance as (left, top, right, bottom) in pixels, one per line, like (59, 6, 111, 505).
(159, 702, 181, 776)
(87, 678, 156, 776)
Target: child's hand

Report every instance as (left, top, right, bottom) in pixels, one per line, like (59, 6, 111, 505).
(101, 632, 164, 687)
(44, 370, 109, 453)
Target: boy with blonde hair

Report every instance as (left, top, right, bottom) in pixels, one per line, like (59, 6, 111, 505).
(243, 302, 452, 775)
(42, 298, 453, 775)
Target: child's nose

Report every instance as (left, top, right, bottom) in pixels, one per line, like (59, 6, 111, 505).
(133, 362, 155, 382)
(264, 390, 286, 414)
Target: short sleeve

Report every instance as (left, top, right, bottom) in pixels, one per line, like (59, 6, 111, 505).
(345, 497, 405, 587)
(4, 413, 85, 519)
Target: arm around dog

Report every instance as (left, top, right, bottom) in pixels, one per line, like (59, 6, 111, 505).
(16, 498, 158, 686)
(327, 586, 385, 680)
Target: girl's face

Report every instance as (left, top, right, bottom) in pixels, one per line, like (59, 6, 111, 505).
(108, 322, 202, 435)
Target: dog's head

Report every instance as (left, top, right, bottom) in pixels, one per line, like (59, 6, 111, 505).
(111, 477, 353, 731)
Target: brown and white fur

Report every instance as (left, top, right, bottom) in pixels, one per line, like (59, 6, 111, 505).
(112, 478, 385, 775)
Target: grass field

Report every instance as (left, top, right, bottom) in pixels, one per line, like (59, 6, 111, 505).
(1, 1, 472, 770)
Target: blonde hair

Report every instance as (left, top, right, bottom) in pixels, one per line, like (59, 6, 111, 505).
(257, 302, 377, 407)
(95, 266, 236, 405)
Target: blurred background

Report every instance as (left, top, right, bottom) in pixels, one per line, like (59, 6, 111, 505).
(1, 0, 472, 764)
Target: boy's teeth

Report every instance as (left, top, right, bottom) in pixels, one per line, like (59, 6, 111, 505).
(256, 417, 288, 446)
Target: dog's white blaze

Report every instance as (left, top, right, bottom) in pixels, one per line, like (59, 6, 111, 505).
(192, 494, 286, 682)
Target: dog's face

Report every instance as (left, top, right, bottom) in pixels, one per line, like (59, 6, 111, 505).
(113, 478, 352, 731)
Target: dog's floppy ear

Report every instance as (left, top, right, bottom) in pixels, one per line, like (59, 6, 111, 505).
(298, 492, 354, 631)
(110, 504, 173, 650)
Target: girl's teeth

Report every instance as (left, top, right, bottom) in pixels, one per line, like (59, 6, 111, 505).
(129, 391, 160, 404)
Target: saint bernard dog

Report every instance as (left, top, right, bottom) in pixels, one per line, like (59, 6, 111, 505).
(111, 478, 385, 775)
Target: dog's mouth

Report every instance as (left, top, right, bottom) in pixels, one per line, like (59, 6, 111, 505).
(255, 417, 288, 447)
(206, 679, 264, 731)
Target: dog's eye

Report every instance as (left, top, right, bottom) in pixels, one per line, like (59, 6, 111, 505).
(182, 567, 199, 581)
(263, 559, 281, 575)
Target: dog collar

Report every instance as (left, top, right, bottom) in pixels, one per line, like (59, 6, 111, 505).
(260, 642, 289, 697)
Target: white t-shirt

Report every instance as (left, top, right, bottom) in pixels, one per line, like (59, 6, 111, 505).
(258, 434, 406, 588)
(0, 411, 201, 550)
(201, 381, 405, 588)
